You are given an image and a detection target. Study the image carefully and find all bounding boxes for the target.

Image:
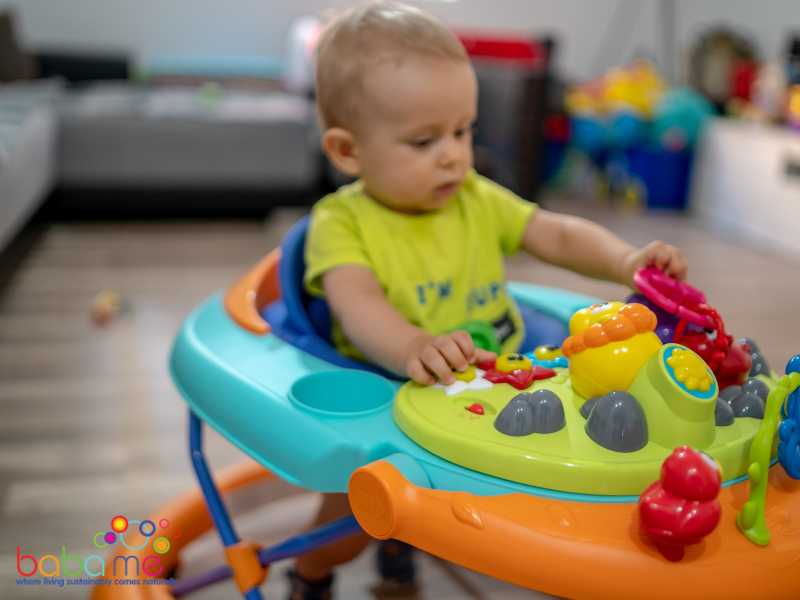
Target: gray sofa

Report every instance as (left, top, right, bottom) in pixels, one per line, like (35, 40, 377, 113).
(0, 79, 321, 252)
(0, 81, 59, 251)
(57, 83, 319, 190)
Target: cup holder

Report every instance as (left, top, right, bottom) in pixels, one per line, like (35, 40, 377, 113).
(289, 370, 396, 417)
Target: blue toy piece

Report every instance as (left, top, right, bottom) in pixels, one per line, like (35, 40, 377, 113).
(525, 353, 568, 369)
(778, 354, 800, 478)
(570, 115, 610, 158)
(608, 110, 648, 149)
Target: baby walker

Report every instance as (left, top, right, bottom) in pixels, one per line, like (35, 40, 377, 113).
(92, 216, 800, 600)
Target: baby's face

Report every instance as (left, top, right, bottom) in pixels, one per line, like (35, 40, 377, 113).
(355, 57, 477, 213)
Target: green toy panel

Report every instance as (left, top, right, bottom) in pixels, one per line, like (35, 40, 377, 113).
(395, 344, 768, 496)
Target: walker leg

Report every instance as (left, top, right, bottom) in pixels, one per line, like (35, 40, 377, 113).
(189, 410, 265, 600)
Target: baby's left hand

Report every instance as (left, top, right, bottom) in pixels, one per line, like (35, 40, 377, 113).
(622, 240, 688, 288)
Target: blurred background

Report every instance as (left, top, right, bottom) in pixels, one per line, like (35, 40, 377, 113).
(1, 1, 799, 599)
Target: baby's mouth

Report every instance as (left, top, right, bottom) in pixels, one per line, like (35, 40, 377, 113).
(434, 180, 461, 198)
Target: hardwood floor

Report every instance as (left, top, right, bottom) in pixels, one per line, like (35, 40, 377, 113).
(0, 202, 798, 599)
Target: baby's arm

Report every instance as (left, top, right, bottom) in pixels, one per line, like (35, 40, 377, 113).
(520, 209, 687, 287)
(323, 265, 494, 385)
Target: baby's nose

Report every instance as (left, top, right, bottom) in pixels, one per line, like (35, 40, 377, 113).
(438, 138, 463, 168)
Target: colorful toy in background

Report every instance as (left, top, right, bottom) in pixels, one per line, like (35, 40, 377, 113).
(692, 28, 800, 131)
(565, 60, 668, 154)
(562, 60, 713, 210)
(689, 28, 758, 112)
(787, 85, 800, 131)
(639, 446, 722, 561)
(90, 289, 125, 326)
(728, 62, 789, 123)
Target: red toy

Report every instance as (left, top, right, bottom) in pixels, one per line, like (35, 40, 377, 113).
(639, 446, 722, 561)
(476, 357, 556, 390)
(466, 402, 485, 415)
(672, 305, 752, 390)
(634, 267, 751, 388)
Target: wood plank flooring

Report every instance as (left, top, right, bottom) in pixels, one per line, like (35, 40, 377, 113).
(0, 201, 798, 599)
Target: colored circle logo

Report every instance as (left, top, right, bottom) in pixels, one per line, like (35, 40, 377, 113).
(152, 536, 171, 555)
(139, 520, 156, 537)
(111, 515, 128, 533)
(158, 516, 181, 540)
(103, 532, 117, 544)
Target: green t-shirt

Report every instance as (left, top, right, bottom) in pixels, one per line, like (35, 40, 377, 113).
(304, 170, 537, 360)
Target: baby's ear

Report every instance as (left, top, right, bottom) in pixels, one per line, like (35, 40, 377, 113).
(321, 128, 361, 177)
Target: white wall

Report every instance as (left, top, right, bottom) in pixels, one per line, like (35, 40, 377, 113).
(5, 0, 661, 81)
(5, 0, 798, 81)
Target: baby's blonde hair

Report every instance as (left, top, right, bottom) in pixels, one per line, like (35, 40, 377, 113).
(315, 1, 468, 130)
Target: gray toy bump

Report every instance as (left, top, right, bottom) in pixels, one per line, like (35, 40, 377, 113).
(741, 378, 769, 402)
(731, 391, 765, 419)
(741, 337, 762, 355)
(580, 397, 599, 419)
(494, 390, 565, 436)
(740, 337, 771, 377)
(720, 385, 742, 404)
(584, 391, 648, 453)
(715, 397, 735, 426)
(494, 396, 535, 436)
(525, 389, 566, 434)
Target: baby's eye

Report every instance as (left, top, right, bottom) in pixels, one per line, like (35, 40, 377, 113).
(455, 123, 478, 139)
(409, 138, 433, 149)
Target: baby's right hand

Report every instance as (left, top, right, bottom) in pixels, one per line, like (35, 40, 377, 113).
(404, 331, 496, 386)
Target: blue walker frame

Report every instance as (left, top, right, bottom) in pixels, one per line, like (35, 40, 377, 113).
(171, 411, 361, 598)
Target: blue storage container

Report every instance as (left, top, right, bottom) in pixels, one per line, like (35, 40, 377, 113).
(624, 146, 693, 210)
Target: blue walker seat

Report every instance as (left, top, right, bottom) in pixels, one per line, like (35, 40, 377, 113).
(263, 215, 398, 377)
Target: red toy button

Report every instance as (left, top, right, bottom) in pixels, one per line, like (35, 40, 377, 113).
(476, 357, 497, 371)
(466, 403, 485, 415)
(483, 365, 556, 390)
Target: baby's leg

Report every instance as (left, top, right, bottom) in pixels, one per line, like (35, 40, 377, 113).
(294, 492, 371, 581)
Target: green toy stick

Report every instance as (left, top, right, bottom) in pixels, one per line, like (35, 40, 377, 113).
(453, 320, 502, 354)
(736, 372, 800, 545)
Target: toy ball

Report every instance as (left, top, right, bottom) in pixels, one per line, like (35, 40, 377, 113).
(90, 289, 123, 326)
(652, 88, 714, 150)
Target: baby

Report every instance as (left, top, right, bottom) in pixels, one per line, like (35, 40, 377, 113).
(292, 2, 687, 598)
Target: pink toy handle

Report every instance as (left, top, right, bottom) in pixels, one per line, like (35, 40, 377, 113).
(633, 267, 715, 329)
